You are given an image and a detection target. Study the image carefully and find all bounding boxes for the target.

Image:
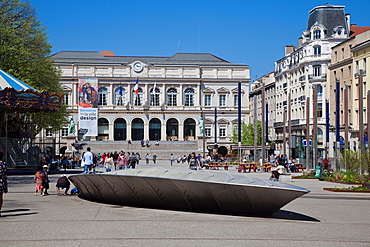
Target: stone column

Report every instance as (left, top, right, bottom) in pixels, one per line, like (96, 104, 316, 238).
(72, 83, 78, 107)
(109, 83, 113, 106)
(161, 123, 166, 141)
(179, 84, 183, 107)
(127, 123, 132, 141)
(162, 83, 166, 105)
(108, 122, 114, 141)
(144, 122, 149, 140)
(128, 83, 132, 106)
(178, 123, 184, 141)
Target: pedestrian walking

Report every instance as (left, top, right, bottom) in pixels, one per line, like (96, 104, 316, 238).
(153, 154, 157, 164)
(170, 153, 174, 166)
(83, 147, 94, 174)
(129, 152, 138, 169)
(34, 169, 44, 196)
(42, 165, 50, 195)
(188, 152, 200, 170)
(145, 153, 150, 164)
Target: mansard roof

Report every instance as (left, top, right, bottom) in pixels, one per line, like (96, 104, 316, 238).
(51, 51, 247, 67)
(306, 4, 349, 38)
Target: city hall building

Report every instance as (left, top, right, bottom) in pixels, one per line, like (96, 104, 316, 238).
(51, 51, 250, 150)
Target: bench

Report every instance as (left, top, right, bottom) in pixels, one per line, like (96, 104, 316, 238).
(205, 164, 231, 170)
(238, 162, 258, 173)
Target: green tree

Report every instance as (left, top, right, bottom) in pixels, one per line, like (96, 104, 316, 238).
(0, 0, 67, 133)
(230, 121, 262, 145)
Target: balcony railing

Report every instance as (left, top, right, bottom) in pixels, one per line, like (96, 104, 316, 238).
(308, 74, 327, 82)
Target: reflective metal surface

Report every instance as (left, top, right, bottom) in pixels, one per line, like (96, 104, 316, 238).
(69, 167, 310, 216)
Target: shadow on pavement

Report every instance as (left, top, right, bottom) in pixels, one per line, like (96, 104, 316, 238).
(1, 208, 38, 218)
(268, 209, 320, 222)
(1, 212, 38, 218)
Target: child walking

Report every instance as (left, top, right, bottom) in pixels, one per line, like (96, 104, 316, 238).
(34, 169, 44, 196)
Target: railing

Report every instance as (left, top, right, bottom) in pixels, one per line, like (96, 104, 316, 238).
(308, 74, 327, 81)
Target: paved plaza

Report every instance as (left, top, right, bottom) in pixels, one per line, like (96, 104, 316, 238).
(1, 160, 370, 246)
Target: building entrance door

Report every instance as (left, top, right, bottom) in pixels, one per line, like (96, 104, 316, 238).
(149, 118, 161, 141)
(131, 118, 144, 141)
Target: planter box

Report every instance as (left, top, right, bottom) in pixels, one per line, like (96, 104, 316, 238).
(323, 188, 370, 193)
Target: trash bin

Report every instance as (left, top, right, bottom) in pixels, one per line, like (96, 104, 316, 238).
(315, 165, 321, 178)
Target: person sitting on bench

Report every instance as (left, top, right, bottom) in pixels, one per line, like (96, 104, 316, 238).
(270, 164, 285, 181)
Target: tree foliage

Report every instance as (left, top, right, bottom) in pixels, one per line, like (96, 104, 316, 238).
(230, 121, 262, 145)
(0, 0, 67, 133)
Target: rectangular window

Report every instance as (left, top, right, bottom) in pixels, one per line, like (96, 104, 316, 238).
(314, 46, 321, 55)
(150, 93, 160, 106)
(205, 128, 211, 137)
(133, 93, 143, 106)
(219, 95, 226, 107)
(356, 61, 359, 75)
(313, 66, 321, 77)
(62, 127, 68, 137)
(234, 95, 238, 107)
(99, 94, 107, 105)
(167, 94, 177, 106)
(185, 95, 194, 106)
(63, 94, 69, 105)
(219, 127, 226, 137)
(46, 129, 52, 137)
(205, 95, 211, 106)
(364, 58, 367, 74)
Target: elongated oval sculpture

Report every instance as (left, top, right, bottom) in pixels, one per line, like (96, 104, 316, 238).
(69, 167, 310, 216)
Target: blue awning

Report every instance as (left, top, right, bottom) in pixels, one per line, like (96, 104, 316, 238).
(0, 69, 37, 91)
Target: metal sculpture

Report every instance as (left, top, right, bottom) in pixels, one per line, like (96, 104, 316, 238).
(69, 168, 310, 216)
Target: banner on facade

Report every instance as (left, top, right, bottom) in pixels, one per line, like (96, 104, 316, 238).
(78, 78, 98, 108)
(78, 108, 98, 137)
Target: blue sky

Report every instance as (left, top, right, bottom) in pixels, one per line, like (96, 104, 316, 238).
(30, 0, 370, 79)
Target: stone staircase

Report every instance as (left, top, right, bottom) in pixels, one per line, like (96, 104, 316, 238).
(79, 140, 200, 160)
(0, 138, 28, 167)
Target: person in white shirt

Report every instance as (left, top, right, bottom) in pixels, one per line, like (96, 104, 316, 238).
(83, 147, 93, 174)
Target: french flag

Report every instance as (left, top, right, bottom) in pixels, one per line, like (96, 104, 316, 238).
(134, 78, 139, 95)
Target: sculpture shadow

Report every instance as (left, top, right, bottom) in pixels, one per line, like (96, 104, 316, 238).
(0, 208, 38, 218)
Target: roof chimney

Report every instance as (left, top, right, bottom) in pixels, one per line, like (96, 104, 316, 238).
(285, 45, 295, 55)
(100, 51, 115, 56)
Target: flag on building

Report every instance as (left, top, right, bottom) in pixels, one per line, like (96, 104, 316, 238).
(134, 78, 139, 95)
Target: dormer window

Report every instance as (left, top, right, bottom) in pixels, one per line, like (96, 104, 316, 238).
(333, 26, 346, 38)
(314, 30, 321, 39)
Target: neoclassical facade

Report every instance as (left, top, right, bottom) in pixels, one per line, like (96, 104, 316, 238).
(51, 51, 250, 148)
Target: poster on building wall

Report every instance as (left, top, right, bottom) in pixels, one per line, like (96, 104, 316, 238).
(78, 108, 98, 136)
(78, 78, 98, 108)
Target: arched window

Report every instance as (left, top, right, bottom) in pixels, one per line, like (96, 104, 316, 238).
(184, 88, 195, 106)
(150, 87, 160, 106)
(114, 86, 126, 106)
(167, 88, 177, 106)
(98, 87, 108, 106)
(132, 87, 144, 106)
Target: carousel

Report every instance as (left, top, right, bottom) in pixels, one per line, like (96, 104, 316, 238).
(0, 69, 63, 173)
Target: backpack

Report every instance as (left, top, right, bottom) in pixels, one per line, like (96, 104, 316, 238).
(130, 155, 138, 163)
